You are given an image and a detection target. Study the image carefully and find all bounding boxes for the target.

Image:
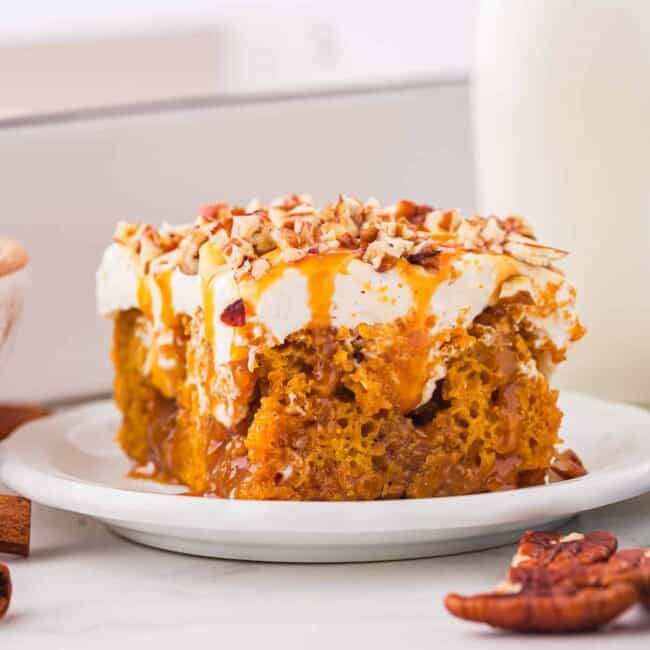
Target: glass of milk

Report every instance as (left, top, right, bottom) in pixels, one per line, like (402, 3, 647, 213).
(473, 0, 650, 403)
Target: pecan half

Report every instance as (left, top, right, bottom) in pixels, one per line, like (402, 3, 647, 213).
(445, 569, 637, 633)
(444, 529, 649, 633)
(549, 448, 588, 482)
(0, 563, 11, 619)
(220, 299, 246, 327)
(511, 530, 617, 570)
(607, 549, 650, 609)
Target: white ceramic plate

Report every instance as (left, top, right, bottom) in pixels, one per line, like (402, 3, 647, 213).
(1, 392, 649, 563)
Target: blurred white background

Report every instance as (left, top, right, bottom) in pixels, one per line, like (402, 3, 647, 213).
(2, 1, 475, 116)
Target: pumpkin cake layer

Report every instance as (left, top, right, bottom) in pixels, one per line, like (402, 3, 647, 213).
(98, 194, 584, 500)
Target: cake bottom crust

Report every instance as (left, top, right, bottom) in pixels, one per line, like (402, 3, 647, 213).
(112, 308, 562, 500)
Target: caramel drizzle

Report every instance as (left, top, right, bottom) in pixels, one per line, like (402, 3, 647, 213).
(198, 241, 229, 348)
(137, 276, 152, 318)
(137, 268, 174, 327)
(155, 270, 174, 328)
(396, 253, 455, 326)
(297, 252, 353, 328)
(249, 251, 450, 333)
(385, 257, 453, 412)
(136, 268, 178, 395)
(201, 276, 216, 348)
(244, 251, 355, 331)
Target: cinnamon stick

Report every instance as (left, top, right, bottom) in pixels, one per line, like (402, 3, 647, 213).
(0, 403, 49, 441)
(0, 496, 31, 557)
(0, 563, 10, 619)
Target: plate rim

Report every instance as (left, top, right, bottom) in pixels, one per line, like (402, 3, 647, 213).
(1, 392, 650, 536)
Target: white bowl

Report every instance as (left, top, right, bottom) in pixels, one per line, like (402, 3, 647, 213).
(0, 239, 30, 366)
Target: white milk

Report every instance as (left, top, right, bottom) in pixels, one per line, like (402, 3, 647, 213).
(473, 0, 650, 403)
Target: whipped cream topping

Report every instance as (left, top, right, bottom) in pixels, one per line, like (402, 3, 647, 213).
(96, 243, 139, 316)
(98, 245, 578, 345)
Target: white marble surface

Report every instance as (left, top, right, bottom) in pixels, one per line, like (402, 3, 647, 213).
(1, 491, 649, 648)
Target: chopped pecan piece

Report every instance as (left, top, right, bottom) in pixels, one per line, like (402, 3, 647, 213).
(251, 258, 270, 280)
(394, 200, 433, 226)
(549, 448, 588, 482)
(275, 226, 301, 249)
(407, 248, 441, 271)
(272, 193, 305, 212)
(481, 217, 506, 245)
(0, 495, 31, 556)
(177, 227, 209, 275)
(220, 299, 246, 327)
(359, 221, 379, 244)
(200, 203, 230, 222)
(437, 209, 461, 232)
(0, 563, 11, 619)
(500, 215, 536, 239)
(375, 255, 399, 273)
(338, 233, 357, 249)
(504, 235, 568, 267)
